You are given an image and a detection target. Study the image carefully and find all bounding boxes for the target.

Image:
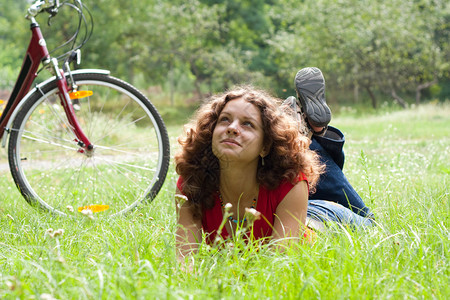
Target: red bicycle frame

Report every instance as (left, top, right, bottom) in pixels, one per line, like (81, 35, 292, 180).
(0, 18, 93, 150)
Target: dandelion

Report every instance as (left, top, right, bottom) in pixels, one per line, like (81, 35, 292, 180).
(80, 209, 94, 220)
(66, 205, 74, 213)
(244, 207, 261, 227)
(45, 228, 64, 239)
(40, 293, 57, 300)
(215, 203, 233, 244)
(45, 228, 54, 237)
(175, 194, 188, 209)
(53, 229, 64, 237)
(45, 228, 65, 262)
(5, 277, 17, 291)
(175, 194, 188, 202)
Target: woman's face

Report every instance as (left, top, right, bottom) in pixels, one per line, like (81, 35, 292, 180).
(212, 97, 266, 166)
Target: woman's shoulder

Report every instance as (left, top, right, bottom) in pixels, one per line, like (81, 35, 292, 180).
(264, 172, 308, 191)
(261, 172, 308, 206)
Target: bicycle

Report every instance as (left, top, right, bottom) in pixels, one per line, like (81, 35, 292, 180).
(0, 0, 170, 217)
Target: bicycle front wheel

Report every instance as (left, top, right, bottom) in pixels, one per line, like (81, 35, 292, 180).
(8, 72, 170, 217)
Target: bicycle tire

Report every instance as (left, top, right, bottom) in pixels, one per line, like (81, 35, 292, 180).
(8, 72, 170, 217)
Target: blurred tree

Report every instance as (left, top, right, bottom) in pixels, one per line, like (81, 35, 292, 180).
(140, 0, 224, 102)
(0, 0, 30, 89)
(269, 0, 450, 107)
(0, 0, 448, 106)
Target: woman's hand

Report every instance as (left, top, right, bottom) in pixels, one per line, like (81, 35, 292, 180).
(175, 189, 202, 260)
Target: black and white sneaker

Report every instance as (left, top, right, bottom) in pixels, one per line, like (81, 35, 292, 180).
(295, 67, 331, 129)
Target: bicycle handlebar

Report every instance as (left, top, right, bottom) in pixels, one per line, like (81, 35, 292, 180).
(26, 0, 93, 64)
(26, 0, 60, 19)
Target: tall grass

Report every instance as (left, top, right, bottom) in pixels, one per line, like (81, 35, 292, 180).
(0, 102, 448, 299)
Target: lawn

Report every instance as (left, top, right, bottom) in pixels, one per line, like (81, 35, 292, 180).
(0, 102, 449, 299)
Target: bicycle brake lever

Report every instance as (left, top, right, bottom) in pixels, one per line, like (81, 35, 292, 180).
(67, 50, 81, 66)
(75, 49, 81, 65)
(47, 10, 57, 26)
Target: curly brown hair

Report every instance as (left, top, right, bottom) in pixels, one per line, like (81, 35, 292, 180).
(175, 86, 324, 219)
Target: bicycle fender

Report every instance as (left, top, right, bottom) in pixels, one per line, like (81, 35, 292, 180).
(2, 69, 110, 148)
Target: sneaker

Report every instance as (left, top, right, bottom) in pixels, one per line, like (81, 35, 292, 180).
(295, 67, 331, 128)
(282, 96, 302, 124)
(282, 95, 314, 137)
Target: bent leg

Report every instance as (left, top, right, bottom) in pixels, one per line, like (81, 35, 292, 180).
(310, 127, 374, 218)
(311, 126, 345, 169)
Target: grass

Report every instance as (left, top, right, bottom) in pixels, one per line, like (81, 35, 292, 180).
(0, 102, 449, 299)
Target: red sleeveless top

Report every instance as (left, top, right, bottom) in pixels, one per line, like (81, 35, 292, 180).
(177, 173, 308, 243)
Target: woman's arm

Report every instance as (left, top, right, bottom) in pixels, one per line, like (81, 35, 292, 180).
(272, 180, 309, 242)
(175, 188, 202, 261)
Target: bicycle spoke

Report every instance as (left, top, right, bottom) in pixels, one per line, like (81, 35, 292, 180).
(9, 73, 169, 217)
(20, 133, 78, 151)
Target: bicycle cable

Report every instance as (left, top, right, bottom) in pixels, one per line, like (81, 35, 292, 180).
(36, 0, 93, 75)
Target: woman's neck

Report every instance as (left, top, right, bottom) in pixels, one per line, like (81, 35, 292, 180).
(218, 161, 259, 205)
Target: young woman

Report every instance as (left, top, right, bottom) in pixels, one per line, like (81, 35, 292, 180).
(174, 77, 374, 258)
(175, 87, 322, 256)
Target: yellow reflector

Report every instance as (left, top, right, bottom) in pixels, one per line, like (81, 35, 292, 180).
(69, 90, 93, 100)
(0, 100, 5, 116)
(78, 204, 110, 213)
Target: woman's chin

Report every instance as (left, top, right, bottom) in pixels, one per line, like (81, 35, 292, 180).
(213, 148, 241, 160)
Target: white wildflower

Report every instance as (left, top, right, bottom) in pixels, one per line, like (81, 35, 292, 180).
(45, 228, 64, 239)
(175, 194, 188, 206)
(45, 228, 54, 238)
(40, 293, 57, 300)
(81, 209, 94, 220)
(53, 229, 64, 237)
(244, 207, 261, 226)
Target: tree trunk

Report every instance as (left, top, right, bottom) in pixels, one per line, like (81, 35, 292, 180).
(416, 79, 437, 105)
(169, 67, 175, 107)
(189, 59, 204, 100)
(353, 82, 359, 103)
(391, 89, 407, 109)
(364, 85, 377, 109)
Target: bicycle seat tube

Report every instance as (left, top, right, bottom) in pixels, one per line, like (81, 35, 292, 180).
(0, 18, 50, 138)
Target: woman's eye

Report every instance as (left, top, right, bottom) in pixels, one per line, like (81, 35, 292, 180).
(243, 121, 254, 128)
(219, 116, 230, 123)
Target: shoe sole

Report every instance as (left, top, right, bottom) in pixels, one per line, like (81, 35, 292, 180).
(295, 67, 331, 127)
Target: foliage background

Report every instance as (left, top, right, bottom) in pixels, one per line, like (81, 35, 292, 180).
(0, 0, 449, 113)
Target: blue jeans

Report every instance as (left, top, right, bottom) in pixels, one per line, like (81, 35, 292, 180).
(309, 126, 375, 223)
(307, 200, 374, 227)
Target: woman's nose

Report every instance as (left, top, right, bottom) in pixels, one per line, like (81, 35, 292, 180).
(226, 122, 239, 135)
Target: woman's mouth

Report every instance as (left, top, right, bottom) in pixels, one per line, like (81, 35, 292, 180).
(221, 138, 241, 146)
